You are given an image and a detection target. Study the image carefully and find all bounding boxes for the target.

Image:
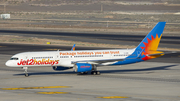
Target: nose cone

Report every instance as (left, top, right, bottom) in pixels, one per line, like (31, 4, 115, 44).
(5, 60, 13, 67)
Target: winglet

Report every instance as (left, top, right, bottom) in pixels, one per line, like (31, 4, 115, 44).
(71, 44, 76, 51)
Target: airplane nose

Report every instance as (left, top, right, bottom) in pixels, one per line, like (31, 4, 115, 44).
(5, 60, 12, 67)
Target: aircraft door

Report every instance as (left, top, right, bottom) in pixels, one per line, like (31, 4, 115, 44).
(56, 51, 60, 65)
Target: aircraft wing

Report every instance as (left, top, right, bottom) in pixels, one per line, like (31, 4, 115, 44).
(72, 58, 124, 64)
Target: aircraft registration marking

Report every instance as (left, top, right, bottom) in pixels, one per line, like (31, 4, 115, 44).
(37, 92, 69, 94)
(1, 86, 70, 90)
(97, 96, 129, 99)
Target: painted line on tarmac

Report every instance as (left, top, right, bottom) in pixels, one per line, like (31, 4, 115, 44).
(43, 49, 62, 50)
(1, 86, 70, 90)
(37, 92, 69, 94)
(97, 96, 129, 99)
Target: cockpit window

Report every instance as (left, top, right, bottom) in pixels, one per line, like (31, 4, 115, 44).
(10, 57, 19, 60)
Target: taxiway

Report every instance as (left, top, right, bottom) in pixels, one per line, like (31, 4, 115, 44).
(0, 44, 179, 101)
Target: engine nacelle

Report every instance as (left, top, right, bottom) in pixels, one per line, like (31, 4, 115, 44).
(52, 66, 71, 71)
(74, 63, 92, 72)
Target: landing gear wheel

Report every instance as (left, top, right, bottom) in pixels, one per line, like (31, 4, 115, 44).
(96, 71, 100, 75)
(78, 72, 88, 75)
(25, 73, 29, 77)
(91, 71, 100, 75)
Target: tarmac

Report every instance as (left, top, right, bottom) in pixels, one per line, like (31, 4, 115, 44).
(0, 30, 180, 49)
(0, 45, 180, 101)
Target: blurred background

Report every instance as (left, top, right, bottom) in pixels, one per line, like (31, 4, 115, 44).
(0, 0, 180, 33)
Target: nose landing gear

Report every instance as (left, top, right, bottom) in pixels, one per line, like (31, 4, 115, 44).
(23, 67, 29, 77)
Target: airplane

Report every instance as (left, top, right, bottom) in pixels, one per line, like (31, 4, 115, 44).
(6, 22, 166, 77)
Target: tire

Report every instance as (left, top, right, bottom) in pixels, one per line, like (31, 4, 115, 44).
(25, 73, 29, 77)
(96, 71, 100, 75)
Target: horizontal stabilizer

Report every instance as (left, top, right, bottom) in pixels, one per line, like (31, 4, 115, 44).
(143, 51, 164, 59)
(146, 53, 164, 56)
(147, 51, 176, 56)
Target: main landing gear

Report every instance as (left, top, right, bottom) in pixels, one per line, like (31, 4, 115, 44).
(91, 65, 100, 75)
(78, 65, 101, 75)
(23, 67, 29, 77)
(77, 65, 100, 75)
(78, 71, 101, 75)
(91, 71, 100, 75)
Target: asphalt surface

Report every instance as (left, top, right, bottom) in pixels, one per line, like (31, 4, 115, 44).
(0, 30, 180, 49)
(0, 54, 180, 101)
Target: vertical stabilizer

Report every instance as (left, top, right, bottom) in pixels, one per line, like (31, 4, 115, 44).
(126, 22, 166, 61)
(135, 22, 166, 60)
(136, 22, 166, 51)
(71, 44, 76, 51)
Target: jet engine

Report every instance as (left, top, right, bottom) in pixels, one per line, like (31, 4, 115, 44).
(74, 63, 92, 72)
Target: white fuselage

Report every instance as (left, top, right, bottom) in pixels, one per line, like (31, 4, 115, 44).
(5, 49, 135, 68)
